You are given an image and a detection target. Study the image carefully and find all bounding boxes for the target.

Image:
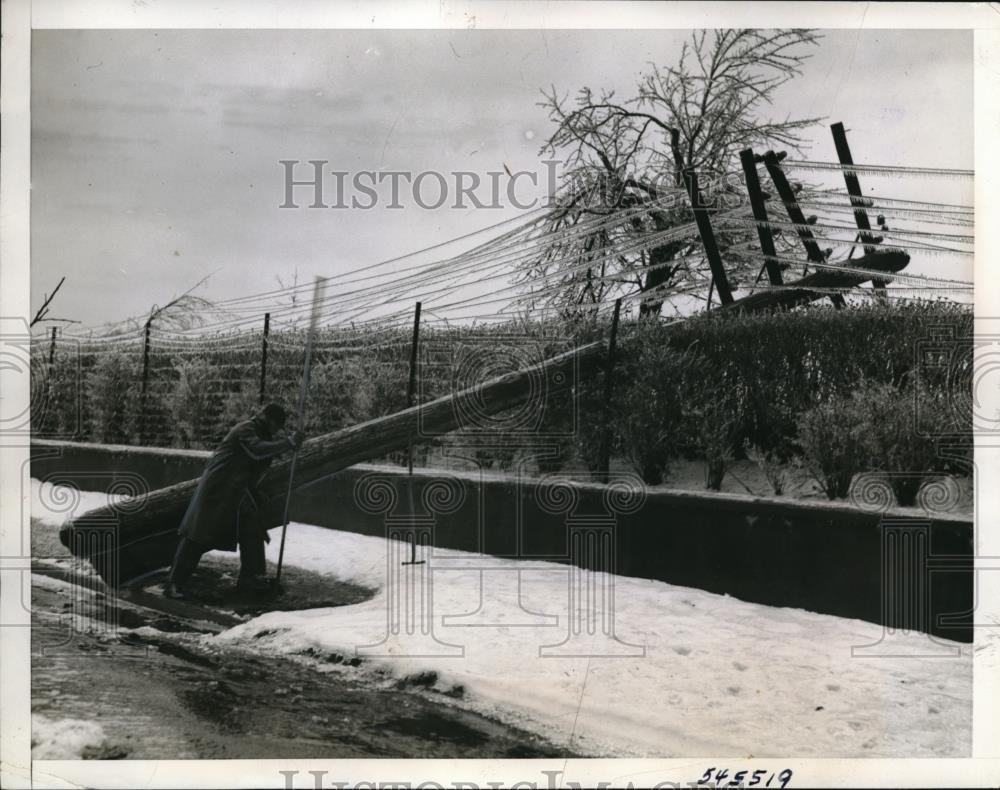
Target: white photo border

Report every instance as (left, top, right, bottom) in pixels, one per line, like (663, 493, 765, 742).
(3, 2, 999, 788)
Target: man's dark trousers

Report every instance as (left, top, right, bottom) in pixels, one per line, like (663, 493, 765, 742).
(169, 519, 267, 587)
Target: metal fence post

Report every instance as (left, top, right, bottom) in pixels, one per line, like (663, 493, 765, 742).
(259, 312, 271, 404)
(139, 317, 152, 444)
(406, 301, 422, 475)
(598, 298, 622, 482)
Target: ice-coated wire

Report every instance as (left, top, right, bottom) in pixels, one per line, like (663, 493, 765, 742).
(781, 160, 974, 180)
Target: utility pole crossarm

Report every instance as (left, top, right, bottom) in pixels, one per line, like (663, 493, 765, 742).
(740, 148, 783, 286)
(762, 150, 846, 309)
(830, 122, 879, 257)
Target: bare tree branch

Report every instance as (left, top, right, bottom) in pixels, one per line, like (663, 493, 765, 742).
(30, 276, 67, 327)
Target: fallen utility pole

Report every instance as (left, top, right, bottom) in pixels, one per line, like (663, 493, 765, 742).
(62, 340, 605, 583)
(722, 249, 909, 314)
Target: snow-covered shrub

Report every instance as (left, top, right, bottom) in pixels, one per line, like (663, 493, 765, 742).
(613, 328, 693, 485)
(85, 353, 141, 444)
(32, 351, 89, 440)
(169, 356, 220, 449)
(854, 381, 953, 506)
(745, 441, 789, 496)
(305, 359, 374, 435)
(219, 386, 264, 432)
(796, 394, 867, 500)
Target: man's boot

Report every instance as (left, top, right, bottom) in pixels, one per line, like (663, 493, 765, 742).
(236, 574, 272, 594)
(163, 581, 187, 599)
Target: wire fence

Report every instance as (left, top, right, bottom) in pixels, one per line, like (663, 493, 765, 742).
(31, 316, 592, 456)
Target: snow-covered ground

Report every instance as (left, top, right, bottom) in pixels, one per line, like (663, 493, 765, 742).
(31, 714, 107, 760)
(31, 479, 973, 757)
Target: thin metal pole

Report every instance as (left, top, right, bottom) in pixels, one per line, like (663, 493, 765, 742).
(44, 327, 58, 431)
(258, 312, 271, 405)
(598, 298, 622, 483)
(401, 301, 427, 567)
(139, 317, 153, 444)
(406, 301, 422, 476)
(275, 277, 328, 587)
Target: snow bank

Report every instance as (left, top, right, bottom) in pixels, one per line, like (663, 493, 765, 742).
(31, 480, 972, 757)
(30, 479, 126, 527)
(32, 713, 107, 759)
(223, 521, 972, 758)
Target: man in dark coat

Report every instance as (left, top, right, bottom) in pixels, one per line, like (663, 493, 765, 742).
(164, 402, 304, 598)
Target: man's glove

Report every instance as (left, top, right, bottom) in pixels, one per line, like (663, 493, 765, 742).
(289, 430, 306, 450)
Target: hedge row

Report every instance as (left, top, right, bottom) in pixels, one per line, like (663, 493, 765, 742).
(32, 301, 972, 503)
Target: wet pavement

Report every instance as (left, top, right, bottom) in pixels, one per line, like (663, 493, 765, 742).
(31, 558, 566, 759)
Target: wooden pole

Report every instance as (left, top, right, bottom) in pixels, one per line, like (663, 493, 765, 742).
(682, 167, 734, 305)
(831, 122, 886, 297)
(275, 277, 328, 588)
(63, 341, 605, 583)
(406, 301, 422, 476)
(258, 312, 271, 405)
(740, 148, 783, 286)
(598, 299, 622, 482)
(48, 326, 58, 365)
(762, 151, 845, 309)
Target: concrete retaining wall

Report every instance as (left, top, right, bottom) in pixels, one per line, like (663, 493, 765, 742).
(31, 439, 974, 642)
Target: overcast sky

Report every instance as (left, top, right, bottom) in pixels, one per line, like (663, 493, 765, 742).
(30, 28, 973, 329)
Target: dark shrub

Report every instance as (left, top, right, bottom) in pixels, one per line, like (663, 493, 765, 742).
(85, 353, 141, 444)
(796, 394, 868, 500)
(855, 380, 955, 506)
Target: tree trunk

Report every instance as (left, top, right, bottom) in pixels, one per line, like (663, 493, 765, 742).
(639, 239, 686, 317)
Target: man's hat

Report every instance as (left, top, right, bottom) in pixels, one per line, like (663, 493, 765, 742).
(261, 402, 288, 427)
